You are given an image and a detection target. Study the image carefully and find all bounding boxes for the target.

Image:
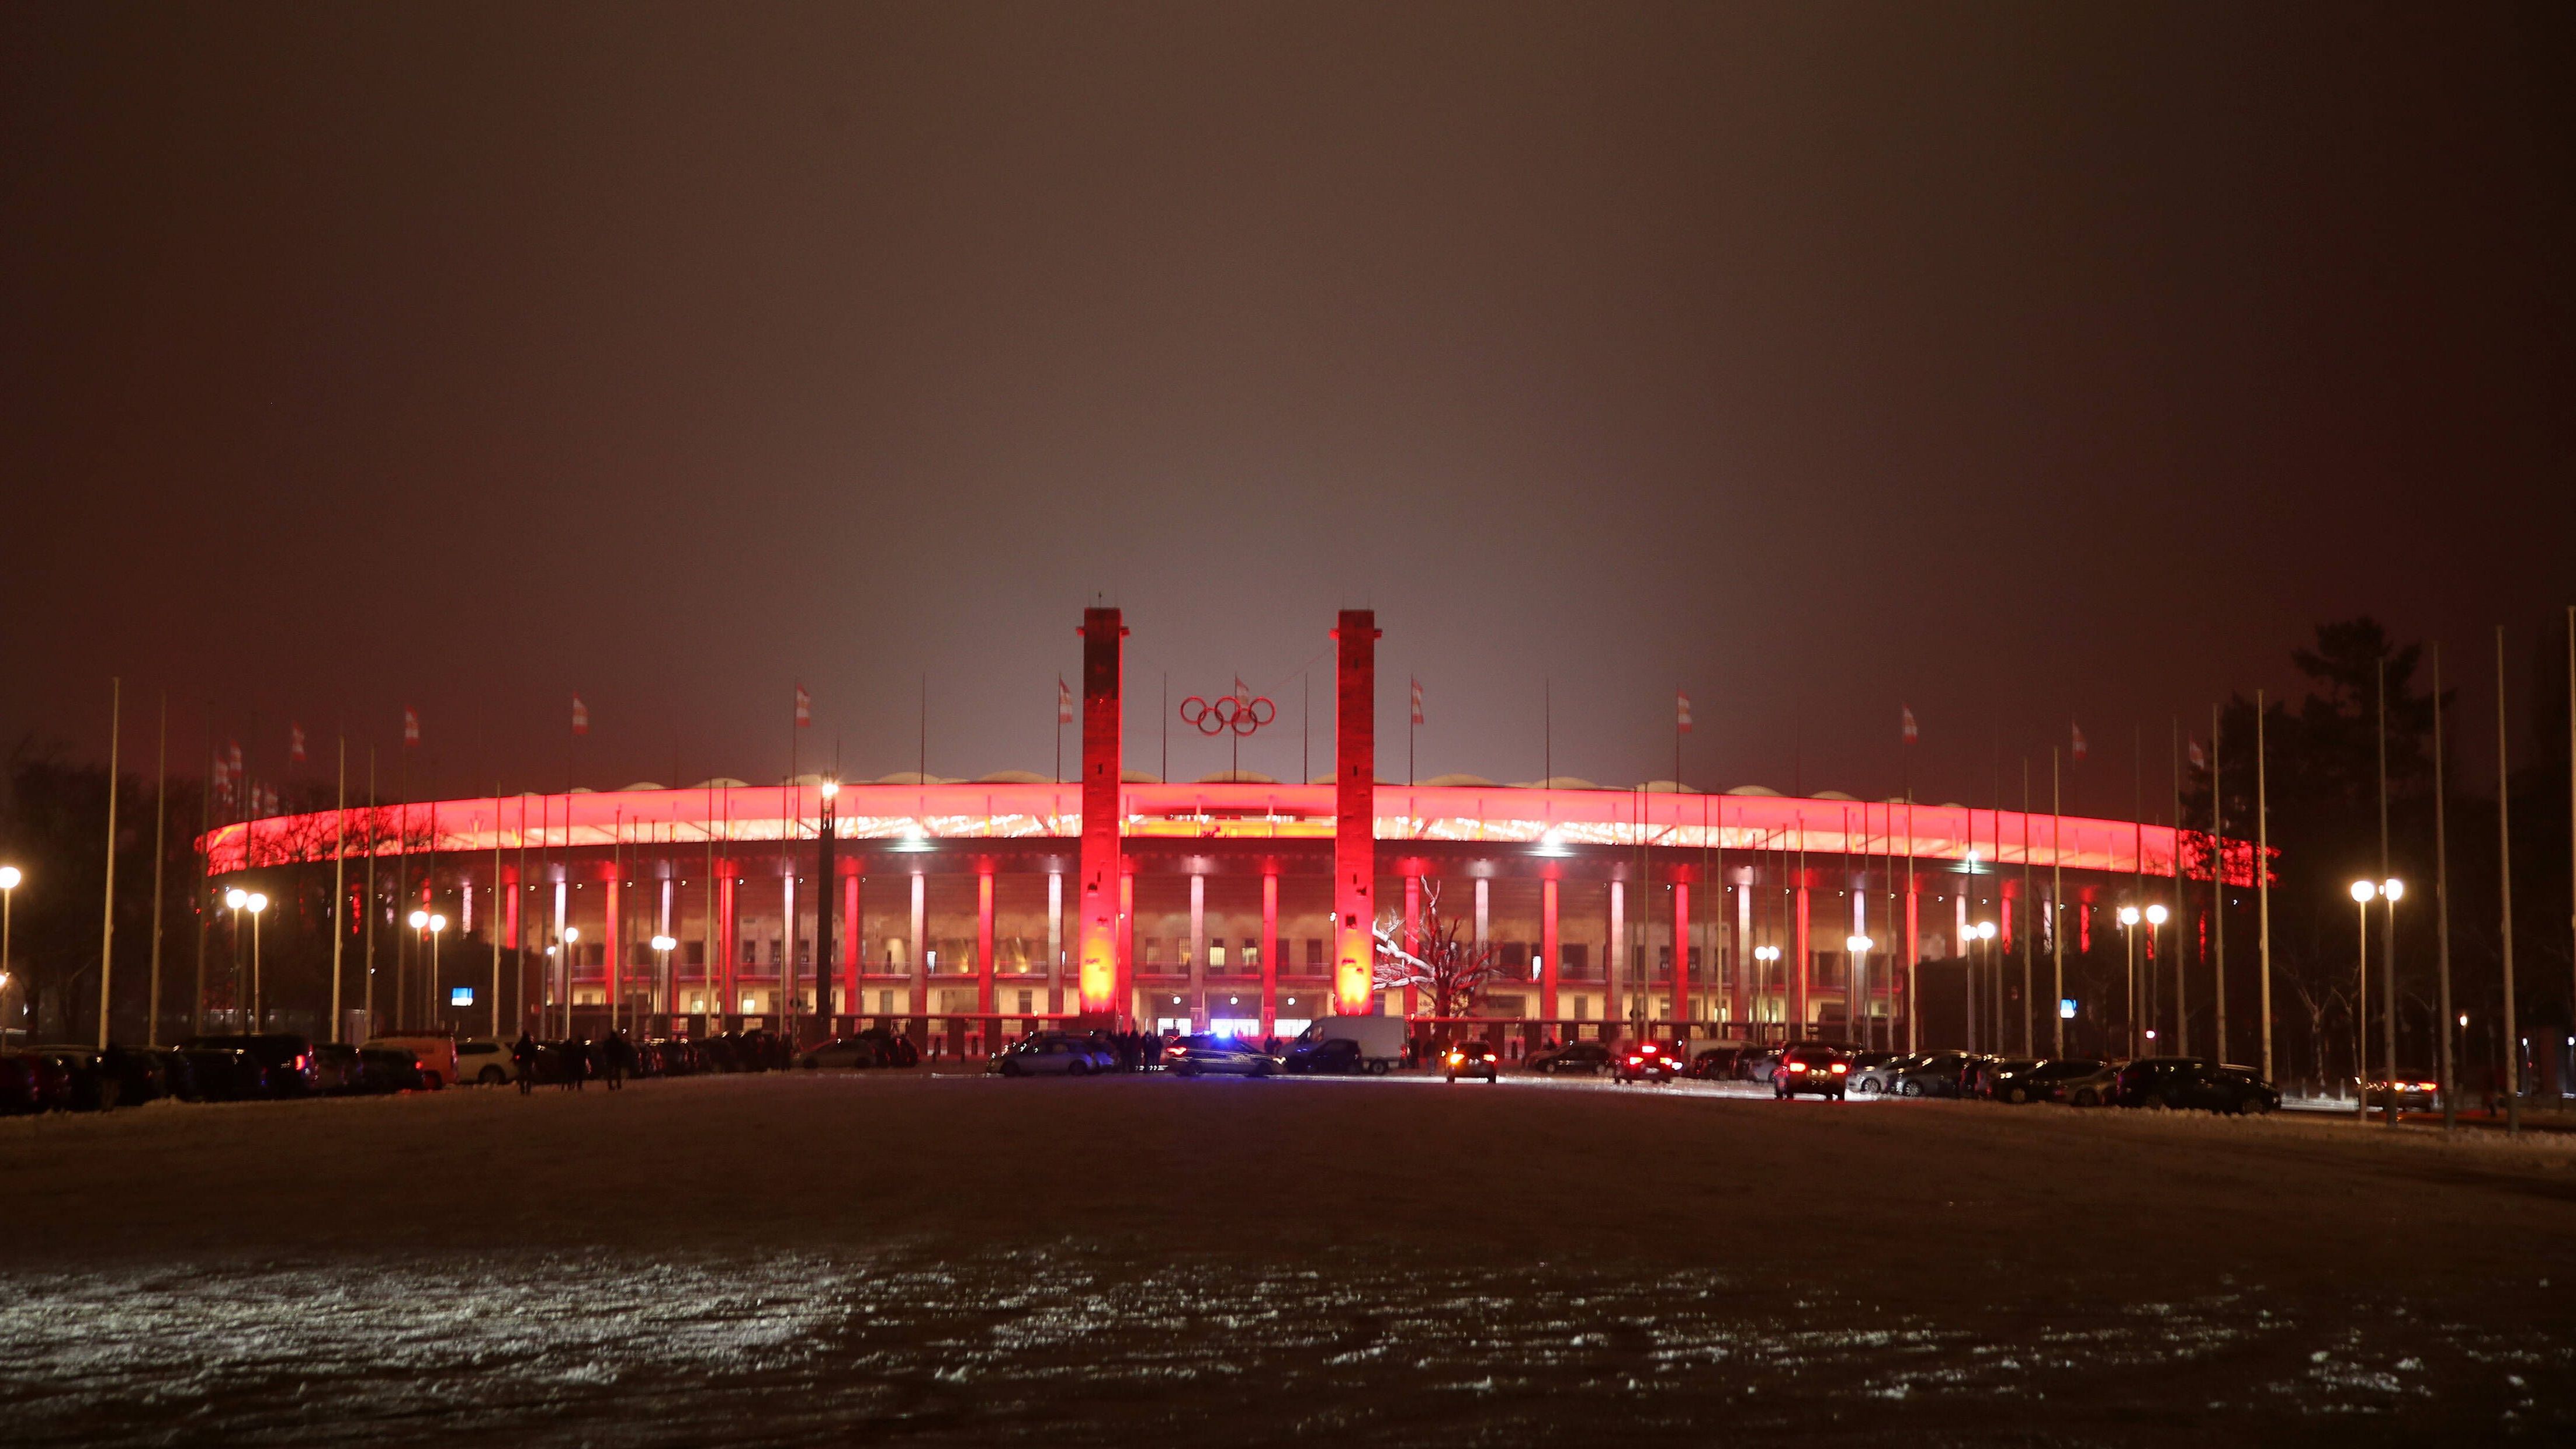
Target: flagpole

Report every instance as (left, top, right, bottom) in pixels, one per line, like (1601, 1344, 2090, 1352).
(364, 748, 377, 1039)
(330, 737, 345, 1043)
(2565, 605, 2574, 1070)
(2257, 689, 2275, 1087)
(2428, 658, 2452, 1132)
(96, 678, 120, 1049)
(2376, 658, 2395, 1126)
(2169, 716, 2183, 1056)
(2494, 626, 2520, 1135)
(194, 714, 213, 1036)
(148, 695, 168, 1047)
(2213, 701, 2227, 1067)
(2051, 746, 2064, 1058)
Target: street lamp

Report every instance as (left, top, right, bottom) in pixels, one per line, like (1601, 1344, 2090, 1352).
(561, 925, 580, 1037)
(2142, 904, 2168, 1056)
(1970, 920, 1998, 1054)
(2377, 878, 2402, 1127)
(1753, 945, 1782, 1038)
(1846, 935, 1873, 1050)
(2350, 879, 2377, 1121)
(651, 934, 677, 1028)
(245, 891, 269, 1030)
(2118, 906, 2142, 1059)
(411, 910, 448, 1024)
(0, 864, 19, 1046)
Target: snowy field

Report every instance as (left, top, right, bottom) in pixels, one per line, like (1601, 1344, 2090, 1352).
(1, 1072, 2570, 1446)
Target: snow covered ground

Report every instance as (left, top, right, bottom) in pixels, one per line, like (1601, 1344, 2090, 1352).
(1, 1072, 2569, 1445)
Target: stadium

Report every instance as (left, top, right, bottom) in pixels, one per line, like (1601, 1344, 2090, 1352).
(199, 609, 2252, 1060)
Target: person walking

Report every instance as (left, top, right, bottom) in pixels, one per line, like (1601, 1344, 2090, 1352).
(604, 1028, 631, 1091)
(511, 1031, 538, 1096)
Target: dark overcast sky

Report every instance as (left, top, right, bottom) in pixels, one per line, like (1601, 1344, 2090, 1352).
(4, 2, 2571, 812)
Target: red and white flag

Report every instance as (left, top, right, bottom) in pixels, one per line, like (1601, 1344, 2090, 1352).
(403, 708, 420, 747)
(2071, 722, 2088, 762)
(1410, 677, 1424, 726)
(1676, 690, 1693, 733)
(571, 694, 590, 736)
(2189, 737, 2207, 771)
(1901, 706, 1919, 744)
(288, 723, 307, 764)
(1057, 675, 1074, 725)
(793, 684, 812, 727)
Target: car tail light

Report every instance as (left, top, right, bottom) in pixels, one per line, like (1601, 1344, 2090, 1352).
(1830, 1063, 1848, 1074)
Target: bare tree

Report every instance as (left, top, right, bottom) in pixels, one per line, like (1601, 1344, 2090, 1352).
(1372, 883, 1506, 1020)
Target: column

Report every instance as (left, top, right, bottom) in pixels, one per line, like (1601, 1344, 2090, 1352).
(1735, 874, 1752, 1027)
(1793, 881, 1810, 1035)
(1904, 884, 1920, 1052)
(1402, 872, 1422, 1020)
(977, 864, 996, 1019)
(780, 874, 795, 1017)
(841, 872, 860, 1019)
(1260, 868, 1279, 1037)
(1474, 877, 1489, 948)
(1540, 875, 1560, 1022)
(552, 881, 568, 1033)
(909, 871, 927, 1021)
(1331, 608, 1378, 1015)
(1118, 868, 1135, 1022)
(501, 865, 521, 1029)
(1606, 879, 1624, 1031)
(1673, 877, 1691, 1032)
(603, 875, 621, 1029)
(659, 878, 674, 1017)
(717, 871, 738, 1021)
(1046, 869, 1064, 1015)
(1188, 872, 1206, 1026)
(1076, 607, 1126, 1017)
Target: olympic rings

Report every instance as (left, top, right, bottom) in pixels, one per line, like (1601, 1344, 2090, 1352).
(1179, 692, 1277, 737)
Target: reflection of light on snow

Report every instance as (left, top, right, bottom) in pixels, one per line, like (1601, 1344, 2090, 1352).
(0, 1246, 2538, 1443)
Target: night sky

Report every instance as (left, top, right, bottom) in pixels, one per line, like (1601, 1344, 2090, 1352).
(5, 2, 2570, 814)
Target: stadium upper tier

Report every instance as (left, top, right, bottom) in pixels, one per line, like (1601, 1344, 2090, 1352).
(201, 779, 2256, 885)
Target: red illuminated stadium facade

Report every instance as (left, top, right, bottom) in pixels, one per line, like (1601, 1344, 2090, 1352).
(200, 609, 2255, 1053)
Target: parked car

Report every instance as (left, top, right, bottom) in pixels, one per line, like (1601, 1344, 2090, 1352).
(1612, 1041, 1681, 1084)
(311, 1043, 369, 1094)
(359, 1046, 428, 1092)
(1525, 1040, 1614, 1076)
(990, 1033, 1114, 1076)
(2113, 1057, 2280, 1114)
(1285, 1018, 1404, 1074)
(1441, 1039, 1500, 1083)
(2008, 1058, 2117, 1106)
(1850, 1052, 1929, 1095)
(0, 1053, 49, 1114)
(363, 1036, 457, 1089)
(1166, 1035, 1277, 1077)
(27, 1048, 123, 1111)
(181, 1033, 317, 1097)
(1771, 1044, 1852, 1100)
(1739, 1045, 1788, 1084)
(1973, 1058, 2043, 1101)
(2364, 1071, 2442, 1111)
(181, 1047, 269, 1101)
(1282, 1036, 1367, 1075)
(1687, 1045, 1757, 1080)
(149, 1048, 201, 1102)
(455, 1039, 516, 1085)
(95, 1044, 168, 1105)
(1889, 1052, 1970, 1097)
(800, 1035, 903, 1070)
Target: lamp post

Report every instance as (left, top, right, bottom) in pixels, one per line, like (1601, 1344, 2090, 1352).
(411, 909, 448, 1026)
(245, 892, 269, 1030)
(651, 934, 677, 1031)
(2144, 904, 2168, 1054)
(224, 887, 248, 1028)
(0, 864, 19, 1046)
(1753, 945, 1781, 1041)
(560, 925, 580, 1039)
(2350, 879, 2377, 1120)
(1846, 935, 1873, 1049)
(1971, 920, 1998, 1053)
(2119, 906, 2142, 1059)
(2378, 878, 2402, 1126)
